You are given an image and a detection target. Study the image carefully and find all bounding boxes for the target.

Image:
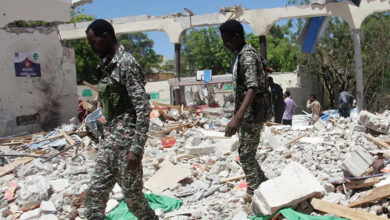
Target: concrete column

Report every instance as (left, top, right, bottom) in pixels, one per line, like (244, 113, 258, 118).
(351, 29, 364, 112)
(175, 43, 181, 80)
(259, 35, 267, 60)
(174, 43, 182, 105)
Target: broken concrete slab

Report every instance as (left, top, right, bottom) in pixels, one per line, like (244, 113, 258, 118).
(20, 208, 41, 220)
(251, 162, 325, 215)
(232, 210, 248, 220)
(40, 200, 56, 214)
(313, 120, 326, 131)
(17, 175, 51, 210)
(49, 179, 70, 192)
(342, 146, 374, 177)
(144, 160, 191, 194)
(39, 214, 59, 220)
(359, 110, 390, 134)
(105, 199, 119, 214)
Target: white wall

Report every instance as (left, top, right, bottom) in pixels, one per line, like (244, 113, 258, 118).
(0, 0, 71, 27)
(0, 28, 78, 136)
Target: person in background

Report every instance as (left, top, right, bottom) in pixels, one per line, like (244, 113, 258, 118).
(268, 77, 285, 124)
(338, 85, 354, 118)
(306, 94, 322, 125)
(78, 99, 87, 122)
(282, 90, 296, 126)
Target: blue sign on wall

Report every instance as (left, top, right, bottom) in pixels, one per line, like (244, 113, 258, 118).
(14, 52, 41, 77)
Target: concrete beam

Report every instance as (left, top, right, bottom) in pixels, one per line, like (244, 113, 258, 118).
(57, 0, 390, 43)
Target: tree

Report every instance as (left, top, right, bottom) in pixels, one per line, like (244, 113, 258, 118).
(287, 0, 390, 111)
(360, 12, 390, 111)
(67, 11, 162, 83)
(180, 26, 233, 76)
(247, 21, 298, 72)
(119, 33, 162, 79)
(66, 11, 101, 84)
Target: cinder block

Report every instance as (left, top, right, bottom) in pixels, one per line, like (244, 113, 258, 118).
(251, 162, 325, 215)
(186, 145, 215, 155)
(342, 146, 374, 177)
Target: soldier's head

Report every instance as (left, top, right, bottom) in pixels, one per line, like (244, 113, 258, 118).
(86, 19, 117, 59)
(219, 19, 245, 52)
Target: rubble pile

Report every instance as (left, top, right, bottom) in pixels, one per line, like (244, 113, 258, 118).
(0, 104, 390, 220)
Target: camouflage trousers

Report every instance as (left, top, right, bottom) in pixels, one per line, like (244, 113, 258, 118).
(84, 146, 157, 220)
(237, 122, 267, 195)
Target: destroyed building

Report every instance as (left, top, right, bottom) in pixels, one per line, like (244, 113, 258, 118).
(1, 0, 390, 220)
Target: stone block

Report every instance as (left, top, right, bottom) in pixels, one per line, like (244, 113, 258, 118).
(232, 211, 248, 220)
(40, 200, 56, 214)
(17, 175, 50, 210)
(105, 199, 119, 214)
(359, 110, 390, 134)
(313, 120, 326, 131)
(342, 146, 374, 177)
(20, 208, 41, 220)
(186, 145, 215, 155)
(49, 179, 69, 192)
(39, 214, 59, 220)
(349, 124, 366, 135)
(251, 162, 325, 215)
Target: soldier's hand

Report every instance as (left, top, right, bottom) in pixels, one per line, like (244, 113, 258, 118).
(126, 152, 141, 171)
(225, 118, 239, 137)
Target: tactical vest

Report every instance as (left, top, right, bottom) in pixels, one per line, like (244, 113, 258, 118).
(236, 48, 272, 123)
(96, 80, 132, 121)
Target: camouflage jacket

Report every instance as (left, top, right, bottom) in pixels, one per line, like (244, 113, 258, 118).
(98, 45, 151, 156)
(232, 44, 267, 122)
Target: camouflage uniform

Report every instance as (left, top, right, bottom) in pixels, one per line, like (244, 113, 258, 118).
(233, 44, 268, 195)
(84, 45, 157, 220)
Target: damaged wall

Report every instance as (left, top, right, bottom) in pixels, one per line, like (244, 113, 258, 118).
(0, 0, 71, 28)
(0, 28, 78, 137)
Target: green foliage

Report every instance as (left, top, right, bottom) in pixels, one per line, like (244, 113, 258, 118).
(66, 11, 100, 84)
(247, 21, 298, 72)
(180, 26, 233, 76)
(180, 24, 298, 76)
(67, 10, 162, 83)
(119, 33, 162, 78)
(360, 12, 390, 111)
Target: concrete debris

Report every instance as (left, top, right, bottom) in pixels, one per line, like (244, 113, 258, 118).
(20, 208, 41, 220)
(359, 110, 390, 134)
(342, 146, 374, 177)
(251, 162, 325, 215)
(0, 106, 390, 219)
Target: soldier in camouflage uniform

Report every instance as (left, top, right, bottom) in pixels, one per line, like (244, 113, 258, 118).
(220, 19, 268, 201)
(84, 19, 158, 220)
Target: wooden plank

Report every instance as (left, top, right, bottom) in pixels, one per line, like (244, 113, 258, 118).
(366, 134, 390, 149)
(220, 175, 246, 184)
(266, 122, 282, 127)
(82, 80, 97, 92)
(345, 177, 382, 189)
(0, 132, 45, 145)
(283, 133, 307, 146)
(60, 130, 75, 146)
(348, 184, 390, 207)
(156, 123, 192, 135)
(0, 157, 34, 177)
(311, 198, 387, 220)
(270, 128, 282, 135)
